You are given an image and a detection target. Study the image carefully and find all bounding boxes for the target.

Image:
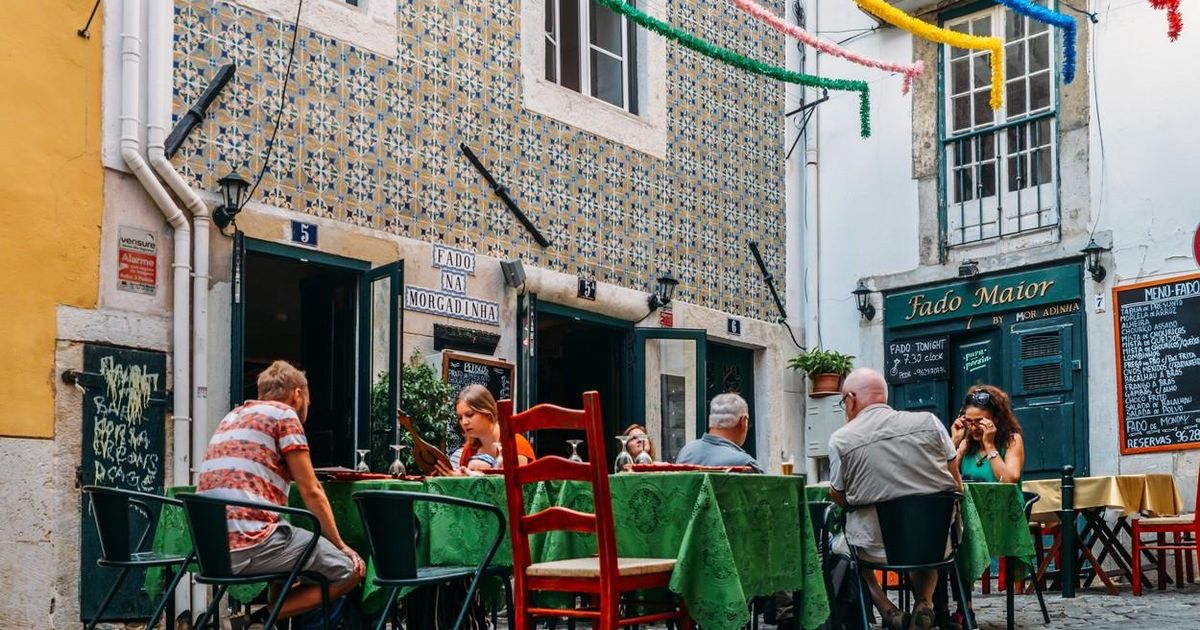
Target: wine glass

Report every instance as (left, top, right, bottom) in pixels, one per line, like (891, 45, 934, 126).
(354, 449, 371, 473)
(388, 444, 408, 476)
(613, 435, 634, 473)
(566, 439, 585, 463)
(633, 435, 654, 465)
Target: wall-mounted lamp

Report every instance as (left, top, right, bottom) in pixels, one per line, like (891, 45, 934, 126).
(212, 171, 250, 229)
(1081, 238, 1110, 282)
(647, 272, 679, 311)
(957, 259, 980, 278)
(851, 280, 876, 321)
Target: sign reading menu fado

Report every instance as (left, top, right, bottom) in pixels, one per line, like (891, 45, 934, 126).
(442, 351, 514, 402)
(1114, 272, 1200, 454)
(885, 335, 950, 384)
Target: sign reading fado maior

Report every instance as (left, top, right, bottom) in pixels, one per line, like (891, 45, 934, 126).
(884, 265, 1083, 328)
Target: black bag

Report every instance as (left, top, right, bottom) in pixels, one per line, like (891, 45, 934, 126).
(826, 550, 869, 630)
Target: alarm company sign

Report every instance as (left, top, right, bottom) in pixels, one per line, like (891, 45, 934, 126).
(117, 226, 157, 295)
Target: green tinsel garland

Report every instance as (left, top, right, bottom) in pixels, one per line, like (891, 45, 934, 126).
(593, 0, 871, 138)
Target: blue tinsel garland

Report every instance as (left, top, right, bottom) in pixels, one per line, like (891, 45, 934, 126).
(995, 0, 1077, 84)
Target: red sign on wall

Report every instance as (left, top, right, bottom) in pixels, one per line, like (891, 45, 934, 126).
(1193, 223, 1200, 268)
(117, 226, 157, 295)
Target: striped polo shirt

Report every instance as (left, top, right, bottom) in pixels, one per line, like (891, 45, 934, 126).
(197, 400, 309, 550)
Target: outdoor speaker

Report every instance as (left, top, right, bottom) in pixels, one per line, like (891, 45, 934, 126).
(500, 259, 526, 288)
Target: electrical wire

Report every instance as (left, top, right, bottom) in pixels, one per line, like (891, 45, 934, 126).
(1088, 0, 1107, 239)
(241, 0, 304, 210)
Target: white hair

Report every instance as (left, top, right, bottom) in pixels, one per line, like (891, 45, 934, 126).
(708, 393, 749, 429)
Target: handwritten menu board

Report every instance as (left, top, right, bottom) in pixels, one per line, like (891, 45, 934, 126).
(885, 335, 950, 384)
(1115, 272, 1200, 454)
(442, 351, 514, 402)
(79, 344, 168, 619)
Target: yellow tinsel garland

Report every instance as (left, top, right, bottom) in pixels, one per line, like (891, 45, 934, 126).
(856, 0, 1004, 110)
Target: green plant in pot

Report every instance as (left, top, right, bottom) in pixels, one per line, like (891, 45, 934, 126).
(369, 350, 456, 473)
(788, 349, 855, 397)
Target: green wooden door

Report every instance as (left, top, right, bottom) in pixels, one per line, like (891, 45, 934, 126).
(706, 343, 756, 458)
(1007, 315, 1086, 478)
(952, 333, 1004, 420)
(359, 260, 404, 473)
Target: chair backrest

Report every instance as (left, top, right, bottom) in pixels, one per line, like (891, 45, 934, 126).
(874, 491, 961, 567)
(177, 493, 237, 578)
(498, 392, 617, 590)
(84, 485, 147, 562)
(354, 491, 420, 581)
(1021, 491, 1040, 520)
(808, 500, 834, 561)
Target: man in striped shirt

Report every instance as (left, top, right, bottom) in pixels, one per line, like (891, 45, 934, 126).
(198, 360, 364, 620)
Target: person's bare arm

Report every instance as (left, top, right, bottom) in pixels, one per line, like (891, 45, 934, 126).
(829, 486, 848, 508)
(988, 434, 1025, 483)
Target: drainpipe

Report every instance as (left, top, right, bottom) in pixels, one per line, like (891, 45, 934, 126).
(120, 0, 193, 494)
(145, 0, 208, 617)
(801, 1, 822, 482)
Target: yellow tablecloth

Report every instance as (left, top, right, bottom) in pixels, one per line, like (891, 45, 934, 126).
(1022, 474, 1184, 517)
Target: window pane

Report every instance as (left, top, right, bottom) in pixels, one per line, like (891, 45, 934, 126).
(545, 40, 557, 82)
(980, 133, 995, 160)
(973, 90, 994, 127)
(980, 161, 997, 198)
(953, 95, 972, 131)
(591, 50, 624, 107)
(972, 16, 992, 37)
(590, 1, 623, 55)
(560, 0, 581, 92)
(1007, 79, 1027, 117)
(1029, 2, 1049, 34)
(972, 54, 990, 89)
(952, 58, 970, 96)
(545, 0, 555, 34)
(1035, 147, 1051, 185)
(1029, 72, 1050, 110)
(1007, 154, 1024, 191)
(1006, 41, 1025, 78)
(1006, 12, 1025, 39)
(955, 166, 974, 202)
(950, 23, 969, 58)
(1029, 33, 1050, 72)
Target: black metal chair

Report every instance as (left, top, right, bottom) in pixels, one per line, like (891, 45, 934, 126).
(82, 485, 194, 630)
(847, 492, 975, 630)
(807, 500, 841, 629)
(1021, 491, 1051, 624)
(353, 490, 509, 630)
(177, 492, 332, 629)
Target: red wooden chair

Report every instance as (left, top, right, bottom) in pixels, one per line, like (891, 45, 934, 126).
(498, 391, 693, 630)
(1131, 474, 1200, 595)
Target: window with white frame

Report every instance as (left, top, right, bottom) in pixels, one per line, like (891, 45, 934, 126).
(544, 0, 638, 113)
(942, 1, 1058, 246)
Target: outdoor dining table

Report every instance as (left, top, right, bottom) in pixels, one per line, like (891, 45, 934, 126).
(1022, 473, 1185, 594)
(805, 481, 1036, 630)
(146, 472, 830, 630)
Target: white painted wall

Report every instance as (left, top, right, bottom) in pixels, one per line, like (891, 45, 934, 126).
(810, 0, 1200, 502)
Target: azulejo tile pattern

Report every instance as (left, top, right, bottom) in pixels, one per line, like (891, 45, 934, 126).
(174, 0, 787, 320)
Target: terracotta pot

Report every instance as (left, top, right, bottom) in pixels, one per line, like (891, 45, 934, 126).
(809, 373, 843, 398)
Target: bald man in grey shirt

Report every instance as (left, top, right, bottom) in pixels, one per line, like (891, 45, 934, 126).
(828, 368, 961, 630)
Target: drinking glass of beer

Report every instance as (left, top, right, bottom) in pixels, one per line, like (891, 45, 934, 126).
(780, 451, 795, 476)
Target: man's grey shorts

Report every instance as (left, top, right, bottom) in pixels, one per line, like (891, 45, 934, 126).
(230, 521, 355, 582)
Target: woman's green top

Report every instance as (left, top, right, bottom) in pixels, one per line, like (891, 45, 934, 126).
(959, 443, 1019, 483)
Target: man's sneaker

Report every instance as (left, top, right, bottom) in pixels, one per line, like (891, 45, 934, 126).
(909, 603, 936, 630)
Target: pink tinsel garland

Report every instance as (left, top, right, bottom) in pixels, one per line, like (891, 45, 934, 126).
(730, 0, 924, 93)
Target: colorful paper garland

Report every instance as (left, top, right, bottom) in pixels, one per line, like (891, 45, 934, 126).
(855, 0, 1005, 110)
(729, 0, 924, 94)
(995, 0, 1077, 84)
(1149, 0, 1184, 41)
(592, 0, 873, 137)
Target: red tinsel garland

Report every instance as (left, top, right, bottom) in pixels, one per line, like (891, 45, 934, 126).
(1148, 0, 1184, 41)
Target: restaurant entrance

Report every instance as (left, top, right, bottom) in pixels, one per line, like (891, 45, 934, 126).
(230, 238, 403, 470)
(884, 263, 1089, 479)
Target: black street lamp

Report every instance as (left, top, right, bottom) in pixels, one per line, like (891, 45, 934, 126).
(852, 280, 876, 321)
(648, 273, 679, 311)
(212, 171, 250, 229)
(1081, 238, 1109, 282)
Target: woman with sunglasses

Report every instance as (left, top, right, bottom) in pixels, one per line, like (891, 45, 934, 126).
(951, 385, 1025, 483)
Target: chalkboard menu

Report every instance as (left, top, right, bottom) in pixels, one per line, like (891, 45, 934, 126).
(1115, 272, 1200, 454)
(885, 335, 950, 384)
(78, 344, 168, 620)
(442, 351, 514, 402)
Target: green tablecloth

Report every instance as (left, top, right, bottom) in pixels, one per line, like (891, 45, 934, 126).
(147, 473, 829, 630)
(958, 482, 1036, 582)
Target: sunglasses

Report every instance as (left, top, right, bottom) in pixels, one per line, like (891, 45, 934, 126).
(965, 389, 995, 409)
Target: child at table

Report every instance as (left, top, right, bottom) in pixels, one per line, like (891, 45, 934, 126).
(435, 384, 534, 476)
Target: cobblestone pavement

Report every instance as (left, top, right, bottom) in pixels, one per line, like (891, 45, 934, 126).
(964, 584, 1200, 630)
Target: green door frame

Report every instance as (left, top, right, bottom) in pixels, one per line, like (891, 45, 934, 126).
(359, 260, 404, 454)
(630, 328, 709, 441)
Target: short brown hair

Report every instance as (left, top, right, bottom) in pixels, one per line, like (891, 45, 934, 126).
(257, 360, 307, 402)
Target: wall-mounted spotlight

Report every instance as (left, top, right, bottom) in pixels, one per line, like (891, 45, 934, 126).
(647, 272, 679, 311)
(852, 280, 876, 321)
(500, 258, 526, 289)
(1081, 238, 1110, 282)
(212, 171, 250, 230)
(957, 259, 980, 278)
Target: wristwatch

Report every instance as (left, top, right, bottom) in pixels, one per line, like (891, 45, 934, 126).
(985, 450, 1000, 461)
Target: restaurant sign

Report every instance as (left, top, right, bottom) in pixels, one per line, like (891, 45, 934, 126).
(884, 264, 1082, 328)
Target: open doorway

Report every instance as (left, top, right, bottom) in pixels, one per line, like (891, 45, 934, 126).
(535, 307, 628, 463)
(239, 250, 359, 467)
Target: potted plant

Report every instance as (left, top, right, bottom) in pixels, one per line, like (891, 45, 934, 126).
(788, 349, 855, 397)
(369, 350, 455, 472)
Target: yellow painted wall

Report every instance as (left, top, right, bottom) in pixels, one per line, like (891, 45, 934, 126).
(0, 2, 103, 437)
